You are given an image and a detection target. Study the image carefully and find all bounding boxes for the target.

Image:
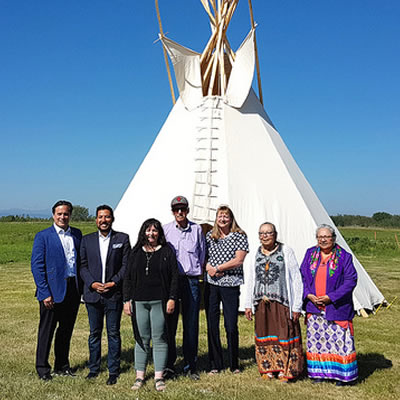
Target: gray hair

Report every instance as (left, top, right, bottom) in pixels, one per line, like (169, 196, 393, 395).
(260, 222, 278, 236)
(316, 224, 336, 240)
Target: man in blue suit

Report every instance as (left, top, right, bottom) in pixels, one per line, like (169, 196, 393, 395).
(31, 200, 82, 381)
(80, 205, 130, 385)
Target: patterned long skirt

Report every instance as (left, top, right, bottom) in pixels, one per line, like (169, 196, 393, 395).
(254, 300, 303, 379)
(306, 314, 358, 383)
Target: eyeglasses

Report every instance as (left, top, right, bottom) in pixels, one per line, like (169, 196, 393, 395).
(258, 231, 275, 237)
(317, 235, 333, 240)
(173, 207, 188, 213)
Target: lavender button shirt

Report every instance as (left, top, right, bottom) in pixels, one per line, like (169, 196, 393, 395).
(164, 220, 206, 276)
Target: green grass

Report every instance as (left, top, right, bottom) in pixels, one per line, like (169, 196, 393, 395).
(0, 222, 96, 264)
(341, 226, 400, 258)
(0, 223, 399, 399)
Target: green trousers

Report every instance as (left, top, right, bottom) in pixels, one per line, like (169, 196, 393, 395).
(134, 300, 167, 372)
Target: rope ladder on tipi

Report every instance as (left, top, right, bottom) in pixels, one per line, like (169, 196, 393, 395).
(191, 97, 224, 224)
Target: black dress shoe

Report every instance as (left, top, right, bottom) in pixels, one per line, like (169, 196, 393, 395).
(163, 368, 176, 380)
(86, 372, 99, 379)
(106, 375, 118, 385)
(53, 368, 76, 377)
(39, 373, 53, 381)
(185, 370, 200, 381)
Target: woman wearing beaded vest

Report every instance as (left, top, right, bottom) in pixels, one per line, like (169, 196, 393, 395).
(300, 224, 358, 386)
(244, 222, 304, 382)
(123, 218, 178, 392)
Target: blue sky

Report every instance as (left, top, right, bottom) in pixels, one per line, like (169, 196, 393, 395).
(1, 0, 399, 216)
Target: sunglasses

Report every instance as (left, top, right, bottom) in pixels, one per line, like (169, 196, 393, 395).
(172, 207, 188, 213)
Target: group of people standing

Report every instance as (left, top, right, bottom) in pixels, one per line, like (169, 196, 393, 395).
(31, 197, 359, 392)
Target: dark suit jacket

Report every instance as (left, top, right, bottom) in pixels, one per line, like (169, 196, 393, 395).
(80, 229, 130, 303)
(31, 225, 82, 303)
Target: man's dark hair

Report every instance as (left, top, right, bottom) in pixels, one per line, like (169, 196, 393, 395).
(96, 204, 114, 220)
(52, 200, 73, 215)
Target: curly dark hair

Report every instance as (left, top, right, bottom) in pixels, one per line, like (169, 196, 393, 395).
(133, 218, 167, 251)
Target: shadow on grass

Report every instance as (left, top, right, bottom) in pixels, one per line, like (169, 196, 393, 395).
(72, 345, 257, 375)
(194, 345, 256, 372)
(357, 352, 393, 381)
(73, 347, 134, 374)
(74, 347, 393, 382)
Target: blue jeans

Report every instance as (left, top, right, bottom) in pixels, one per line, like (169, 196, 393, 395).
(86, 299, 123, 376)
(166, 276, 200, 372)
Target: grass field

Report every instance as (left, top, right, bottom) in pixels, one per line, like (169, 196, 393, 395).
(340, 227, 400, 258)
(0, 222, 399, 399)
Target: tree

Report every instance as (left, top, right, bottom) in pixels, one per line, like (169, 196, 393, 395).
(372, 212, 392, 222)
(71, 205, 90, 221)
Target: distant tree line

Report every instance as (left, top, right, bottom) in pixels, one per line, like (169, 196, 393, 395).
(0, 205, 95, 222)
(0, 215, 46, 222)
(331, 212, 400, 228)
(1, 208, 399, 227)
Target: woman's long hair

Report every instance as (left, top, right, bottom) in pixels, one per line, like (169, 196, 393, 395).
(210, 205, 246, 240)
(132, 218, 167, 252)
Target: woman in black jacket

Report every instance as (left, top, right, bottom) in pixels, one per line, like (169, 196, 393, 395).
(123, 218, 178, 392)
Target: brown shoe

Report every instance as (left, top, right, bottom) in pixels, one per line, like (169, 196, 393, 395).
(278, 373, 288, 383)
(261, 373, 274, 380)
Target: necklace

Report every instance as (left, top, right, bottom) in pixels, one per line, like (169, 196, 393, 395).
(261, 243, 278, 271)
(144, 247, 155, 276)
(261, 242, 279, 256)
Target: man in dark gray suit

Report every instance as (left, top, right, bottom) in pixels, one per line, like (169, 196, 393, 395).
(80, 205, 130, 385)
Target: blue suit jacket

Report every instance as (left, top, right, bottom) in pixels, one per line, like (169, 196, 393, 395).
(31, 225, 82, 303)
(80, 230, 130, 303)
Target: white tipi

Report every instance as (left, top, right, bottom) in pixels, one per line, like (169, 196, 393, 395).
(114, 0, 384, 312)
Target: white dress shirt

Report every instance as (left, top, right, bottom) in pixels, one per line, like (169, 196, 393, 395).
(98, 231, 111, 283)
(54, 223, 76, 278)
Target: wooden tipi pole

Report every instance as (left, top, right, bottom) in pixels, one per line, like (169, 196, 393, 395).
(248, 0, 263, 105)
(155, 0, 176, 105)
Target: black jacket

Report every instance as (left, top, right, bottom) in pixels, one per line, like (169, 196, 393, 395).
(123, 244, 179, 303)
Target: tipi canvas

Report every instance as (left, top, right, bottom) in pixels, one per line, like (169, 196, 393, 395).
(114, 0, 384, 312)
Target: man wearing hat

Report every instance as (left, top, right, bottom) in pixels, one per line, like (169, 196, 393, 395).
(163, 195, 206, 380)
